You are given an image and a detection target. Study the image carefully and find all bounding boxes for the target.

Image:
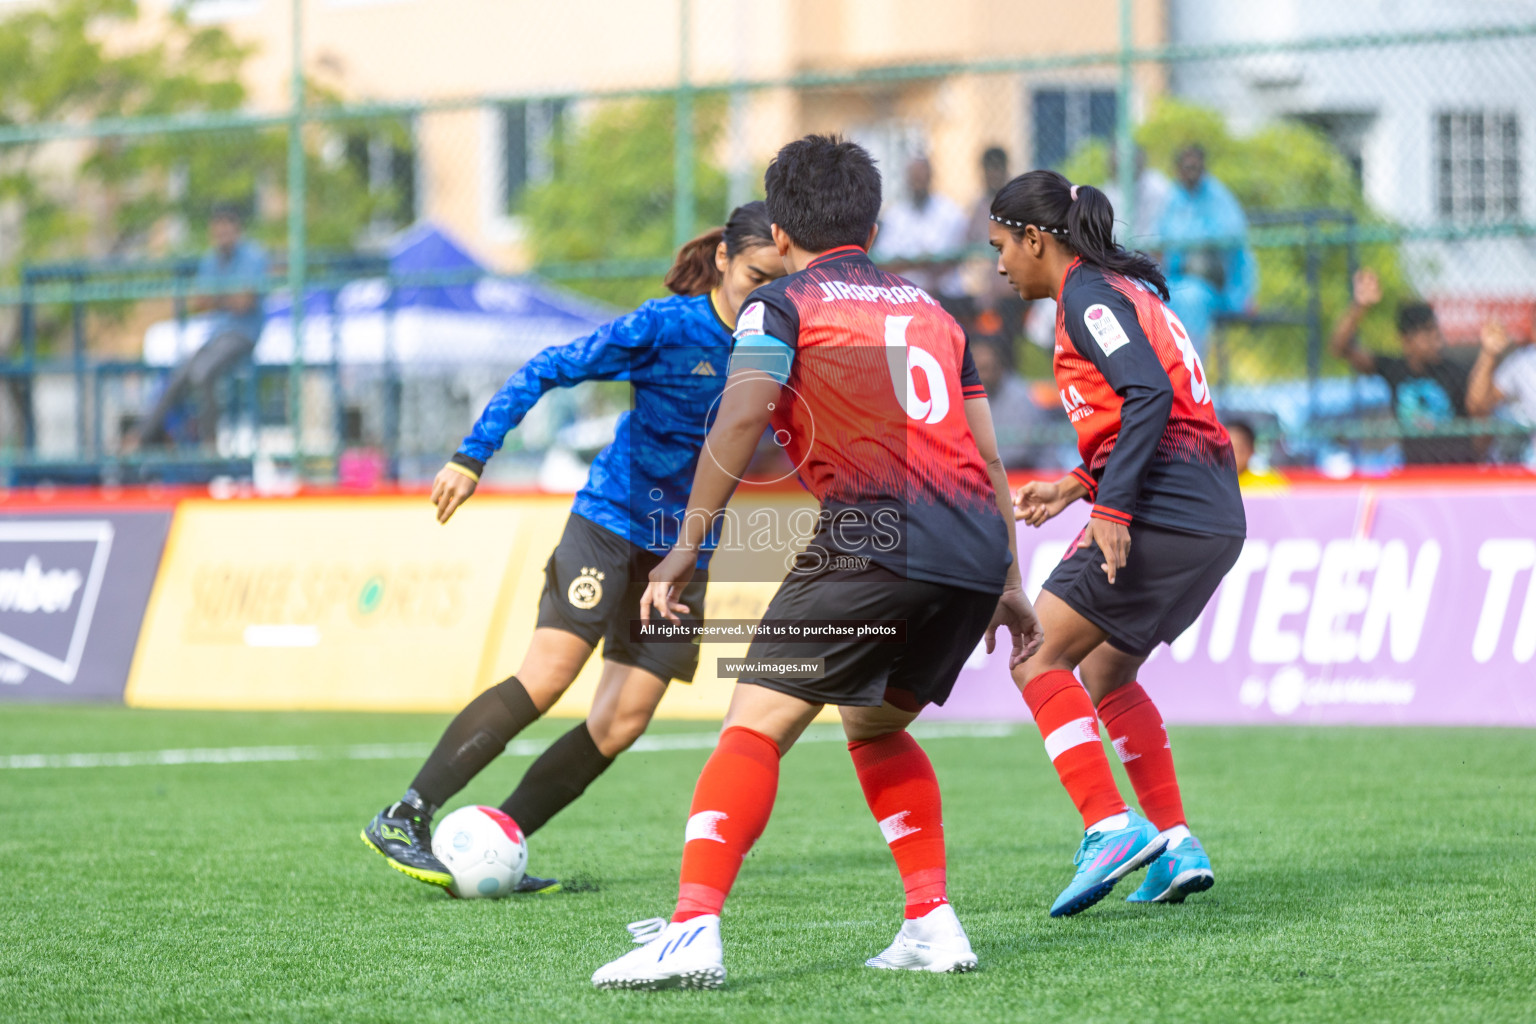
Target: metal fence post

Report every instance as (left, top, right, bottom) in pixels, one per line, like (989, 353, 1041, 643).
(673, 0, 695, 251)
(1115, 0, 1136, 244)
(1304, 213, 1322, 422)
(71, 282, 86, 458)
(287, 0, 308, 474)
(19, 274, 35, 452)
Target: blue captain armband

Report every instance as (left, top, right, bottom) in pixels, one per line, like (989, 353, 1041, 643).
(727, 335, 795, 385)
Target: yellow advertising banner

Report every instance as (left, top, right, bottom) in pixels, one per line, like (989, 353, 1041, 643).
(125, 494, 804, 718)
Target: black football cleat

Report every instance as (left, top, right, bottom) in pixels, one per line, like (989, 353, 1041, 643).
(361, 802, 454, 888)
(511, 873, 563, 895)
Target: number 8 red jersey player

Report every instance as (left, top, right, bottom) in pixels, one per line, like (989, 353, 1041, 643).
(987, 170, 1247, 917)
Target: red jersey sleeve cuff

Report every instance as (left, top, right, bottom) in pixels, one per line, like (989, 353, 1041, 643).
(961, 384, 987, 400)
(1070, 466, 1098, 499)
(1090, 504, 1133, 526)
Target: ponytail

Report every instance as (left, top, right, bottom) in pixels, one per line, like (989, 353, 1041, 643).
(990, 170, 1169, 300)
(664, 227, 726, 296)
(663, 200, 776, 297)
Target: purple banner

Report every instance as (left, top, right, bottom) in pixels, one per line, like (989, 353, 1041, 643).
(0, 509, 171, 702)
(931, 487, 1536, 726)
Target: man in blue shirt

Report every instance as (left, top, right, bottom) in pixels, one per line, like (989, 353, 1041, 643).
(1156, 145, 1257, 356)
(134, 203, 268, 448)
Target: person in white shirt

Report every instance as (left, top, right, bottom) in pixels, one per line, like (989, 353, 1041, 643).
(1101, 146, 1172, 248)
(1467, 321, 1536, 460)
(873, 155, 968, 298)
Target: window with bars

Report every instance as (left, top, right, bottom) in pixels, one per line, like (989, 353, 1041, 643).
(1435, 111, 1520, 223)
(1031, 87, 1117, 169)
(343, 127, 418, 234)
(498, 99, 567, 215)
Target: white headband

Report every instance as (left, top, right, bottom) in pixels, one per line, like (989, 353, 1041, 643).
(989, 213, 1067, 237)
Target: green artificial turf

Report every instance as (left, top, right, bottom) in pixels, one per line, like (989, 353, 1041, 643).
(1, 706, 1532, 1023)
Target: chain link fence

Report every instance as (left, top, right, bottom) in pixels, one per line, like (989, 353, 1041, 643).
(1, 2, 1533, 487)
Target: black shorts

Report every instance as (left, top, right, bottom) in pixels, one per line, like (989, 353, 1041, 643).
(741, 558, 999, 710)
(1043, 520, 1243, 658)
(536, 513, 707, 683)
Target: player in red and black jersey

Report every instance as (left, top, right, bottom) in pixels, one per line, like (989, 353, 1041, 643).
(988, 170, 1246, 917)
(590, 136, 1043, 990)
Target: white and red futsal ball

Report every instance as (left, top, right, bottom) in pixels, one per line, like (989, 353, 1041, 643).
(430, 806, 528, 898)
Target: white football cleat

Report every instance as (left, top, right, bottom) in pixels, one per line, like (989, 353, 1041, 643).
(591, 915, 726, 990)
(865, 903, 978, 973)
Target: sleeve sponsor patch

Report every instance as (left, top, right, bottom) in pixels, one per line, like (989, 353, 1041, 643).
(1083, 303, 1130, 357)
(734, 300, 766, 339)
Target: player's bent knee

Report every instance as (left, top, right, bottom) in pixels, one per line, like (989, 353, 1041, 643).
(1013, 651, 1079, 688)
(840, 703, 918, 743)
(592, 708, 654, 757)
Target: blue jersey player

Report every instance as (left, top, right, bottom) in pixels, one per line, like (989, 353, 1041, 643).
(363, 203, 785, 892)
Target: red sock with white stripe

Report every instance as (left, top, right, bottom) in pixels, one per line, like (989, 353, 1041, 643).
(672, 726, 781, 922)
(1022, 669, 1127, 829)
(849, 731, 948, 919)
(1097, 682, 1187, 831)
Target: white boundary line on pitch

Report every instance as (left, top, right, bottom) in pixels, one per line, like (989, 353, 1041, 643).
(0, 721, 1021, 771)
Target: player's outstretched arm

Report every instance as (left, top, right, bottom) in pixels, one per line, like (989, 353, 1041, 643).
(458, 306, 662, 467)
(1015, 473, 1088, 526)
(639, 370, 782, 623)
(438, 308, 663, 525)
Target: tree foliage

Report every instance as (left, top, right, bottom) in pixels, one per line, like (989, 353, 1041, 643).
(520, 96, 728, 308)
(1063, 98, 1413, 382)
(0, 0, 394, 284)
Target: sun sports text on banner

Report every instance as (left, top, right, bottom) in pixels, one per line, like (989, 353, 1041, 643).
(0, 510, 170, 701)
(925, 487, 1536, 727)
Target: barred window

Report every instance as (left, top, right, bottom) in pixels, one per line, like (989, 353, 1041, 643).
(499, 99, 567, 215)
(1031, 88, 1117, 169)
(1435, 111, 1520, 223)
(343, 126, 418, 234)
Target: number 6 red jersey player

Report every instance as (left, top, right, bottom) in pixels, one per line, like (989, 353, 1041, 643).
(590, 136, 1043, 990)
(987, 170, 1247, 917)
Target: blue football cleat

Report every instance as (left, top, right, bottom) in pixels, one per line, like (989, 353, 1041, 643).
(1126, 833, 1214, 904)
(1049, 811, 1167, 918)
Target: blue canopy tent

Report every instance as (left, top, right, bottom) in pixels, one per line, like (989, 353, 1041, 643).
(144, 224, 614, 367)
(254, 224, 615, 366)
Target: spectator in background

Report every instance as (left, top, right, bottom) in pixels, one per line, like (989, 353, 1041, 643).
(131, 203, 268, 449)
(965, 146, 1027, 340)
(1101, 145, 1171, 247)
(1466, 321, 1536, 461)
(1156, 144, 1257, 355)
(874, 154, 968, 301)
(1225, 418, 1285, 490)
(1330, 268, 1478, 465)
(968, 334, 1052, 469)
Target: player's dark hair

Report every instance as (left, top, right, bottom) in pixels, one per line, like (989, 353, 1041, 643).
(1225, 417, 1256, 447)
(763, 135, 881, 253)
(990, 169, 1170, 300)
(663, 200, 773, 296)
(1396, 301, 1437, 337)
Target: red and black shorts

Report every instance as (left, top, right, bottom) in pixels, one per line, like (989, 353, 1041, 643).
(1043, 520, 1243, 658)
(740, 556, 999, 710)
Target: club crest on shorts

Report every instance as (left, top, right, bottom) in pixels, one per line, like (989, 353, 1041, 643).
(567, 566, 605, 610)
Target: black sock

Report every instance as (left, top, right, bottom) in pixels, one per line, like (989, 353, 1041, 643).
(408, 676, 540, 810)
(500, 721, 615, 837)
